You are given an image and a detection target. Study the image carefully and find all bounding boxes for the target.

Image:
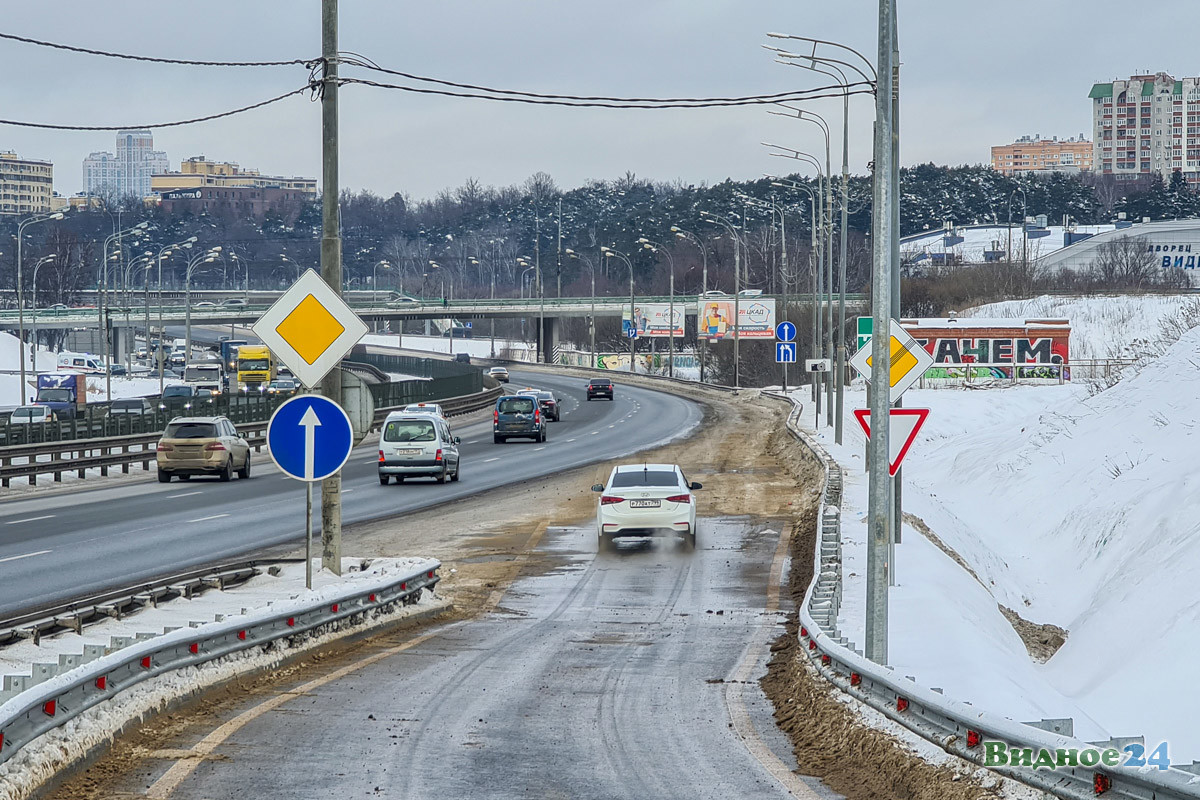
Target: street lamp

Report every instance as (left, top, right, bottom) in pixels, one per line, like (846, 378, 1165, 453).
(185, 247, 222, 361)
(16, 210, 64, 399)
(638, 238, 678, 378)
(279, 253, 300, 282)
(372, 259, 392, 306)
(600, 246, 636, 374)
(123, 251, 154, 374)
(566, 249, 596, 367)
(101, 221, 149, 402)
(26, 254, 56, 380)
(155, 238, 196, 394)
(672, 225, 712, 382)
(699, 211, 744, 388)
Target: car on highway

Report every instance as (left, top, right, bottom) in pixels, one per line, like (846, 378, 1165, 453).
(493, 394, 546, 443)
(106, 397, 155, 418)
(535, 390, 560, 421)
(193, 301, 218, 309)
(586, 378, 614, 401)
(266, 378, 299, 396)
(159, 384, 197, 412)
(168, 349, 188, 369)
(402, 402, 445, 418)
(10, 405, 55, 425)
(156, 416, 252, 483)
(454, 353, 471, 364)
(378, 411, 460, 484)
(487, 366, 510, 383)
(221, 298, 248, 307)
(592, 464, 702, 552)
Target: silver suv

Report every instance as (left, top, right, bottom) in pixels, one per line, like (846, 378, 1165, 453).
(378, 412, 461, 484)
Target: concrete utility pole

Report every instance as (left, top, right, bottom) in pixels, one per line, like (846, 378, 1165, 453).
(319, 0, 344, 575)
(889, 6, 903, 585)
(556, 198, 563, 298)
(865, 0, 897, 665)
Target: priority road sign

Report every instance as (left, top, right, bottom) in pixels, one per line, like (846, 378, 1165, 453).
(252, 269, 370, 390)
(849, 319, 935, 402)
(852, 408, 930, 476)
(776, 342, 797, 363)
(267, 394, 354, 482)
(775, 321, 797, 342)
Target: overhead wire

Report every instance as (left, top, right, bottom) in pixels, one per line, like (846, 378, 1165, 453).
(0, 30, 317, 68)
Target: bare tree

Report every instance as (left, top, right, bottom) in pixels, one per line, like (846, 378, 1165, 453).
(1092, 235, 1158, 289)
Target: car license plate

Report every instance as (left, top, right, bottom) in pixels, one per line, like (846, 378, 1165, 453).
(398, 448, 421, 455)
(628, 499, 660, 508)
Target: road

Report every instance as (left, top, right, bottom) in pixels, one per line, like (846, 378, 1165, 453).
(0, 370, 702, 617)
(98, 519, 839, 800)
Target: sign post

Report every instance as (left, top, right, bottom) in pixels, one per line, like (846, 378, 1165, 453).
(776, 321, 797, 392)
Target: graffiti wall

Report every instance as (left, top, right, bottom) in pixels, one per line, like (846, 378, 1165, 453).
(907, 319, 1071, 380)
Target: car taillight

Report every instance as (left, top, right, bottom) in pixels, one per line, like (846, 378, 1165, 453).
(156, 442, 172, 452)
(378, 450, 385, 463)
(204, 442, 227, 451)
(600, 496, 624, 505)
(666, 494, 691, 504)
(534, 409, 541, 423)
(435, 449, 443, 461)
(494, 409, 499, 424)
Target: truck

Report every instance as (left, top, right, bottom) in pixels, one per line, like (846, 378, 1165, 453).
(183, 362, 224, 395)
(219, 339, 248, 390)
(235, 345, 276, 393)
(35, 373, 87, 419)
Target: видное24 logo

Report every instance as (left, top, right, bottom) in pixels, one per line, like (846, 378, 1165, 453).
(984, 740, 1172, 771)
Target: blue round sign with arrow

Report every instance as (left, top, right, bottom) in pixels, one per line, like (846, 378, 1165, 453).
(267, 394, 354, 482)
(776, 321, 797, 342)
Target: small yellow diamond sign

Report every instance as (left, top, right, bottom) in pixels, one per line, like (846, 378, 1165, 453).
(276, 294, 346, 365)
(252, 269, 369, 388)
(849, 319, 935, 402)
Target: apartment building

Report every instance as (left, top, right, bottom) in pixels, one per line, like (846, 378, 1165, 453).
(1090, 72, 1200, 184)
(83, 130, 170, 199)
(0, 151, 54, 216)
(152, 156, 317, 196)
(991, 135, 1093, 175)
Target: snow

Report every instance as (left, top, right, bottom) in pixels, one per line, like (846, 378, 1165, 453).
(363, 332, 532, 360)
(902, 224, 1116, 265)
(800, 293, 1200, 763)
(0, 557, 447, 799)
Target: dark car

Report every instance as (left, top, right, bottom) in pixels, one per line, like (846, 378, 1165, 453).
(493, 394, 546, 444)
(454, 352, 471, 364)
(536, 390, 560, 421)
(159, 384, 197, 412)
(586, 378, 614, 401)
(107, 397, 155, 418)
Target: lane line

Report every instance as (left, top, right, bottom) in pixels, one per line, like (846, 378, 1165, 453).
(0, 549, 52, 564)
(534, 446, 545, 452)
(590, 431, 599, 436)
(566, 438, 576, 442)
(166, 491, 203, 499)
(188, 514, 229, 523)
(4, 515, 55, 525)
(483, 457, 500, 463)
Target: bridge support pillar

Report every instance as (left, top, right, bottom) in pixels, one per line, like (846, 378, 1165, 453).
(538, 316, 560, 364)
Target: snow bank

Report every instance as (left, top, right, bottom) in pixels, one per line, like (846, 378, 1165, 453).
(363, 332, 531, 359)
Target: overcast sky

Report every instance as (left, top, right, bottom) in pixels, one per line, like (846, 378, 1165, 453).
(3, 1, 1196, 201)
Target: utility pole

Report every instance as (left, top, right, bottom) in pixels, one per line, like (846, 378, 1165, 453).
(556, 198, 563, 298)
(319, 0, 344, 575)
(865, 0, 897, 665)
(889, 5, 903, 586)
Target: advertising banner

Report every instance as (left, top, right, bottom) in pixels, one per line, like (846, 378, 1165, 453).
(622, 303, 685, 337)
(697, 297, 776, 340)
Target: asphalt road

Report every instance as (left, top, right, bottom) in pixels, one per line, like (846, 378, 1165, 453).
(104, 519, 839, 800)
(0, 370, 702, 617)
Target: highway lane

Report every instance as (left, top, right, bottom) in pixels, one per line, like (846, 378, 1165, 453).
(103, 519, 837, 800)
(0, 371, 702, 616)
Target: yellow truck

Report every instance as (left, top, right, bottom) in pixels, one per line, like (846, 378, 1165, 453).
(235, 345, 276, 393)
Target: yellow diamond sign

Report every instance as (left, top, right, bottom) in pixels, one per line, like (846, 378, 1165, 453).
(252, 269, 369, 389)
(276, 294, 346, 365)
(848, 319, 935, 402)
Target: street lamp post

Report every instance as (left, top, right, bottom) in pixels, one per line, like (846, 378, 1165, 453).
(601, 247, 636, 374)
(185, 247, 221, 362)
(672, 226, 710, 382)
(155, 238, 196, 394)
(519, 264, 535, 352)
(101, 221, 149, 402)
(566, 249, 596, 368)
(699, 212, 744, 388)
(123, 252, 154, 374)
(27, 254, 56, 380)
(638, 238, 677, 378)
(16, 211, 64, 400)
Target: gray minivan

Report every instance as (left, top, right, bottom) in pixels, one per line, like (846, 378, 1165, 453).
(493, 394, 546, 443)
(378, 412, 461, 484)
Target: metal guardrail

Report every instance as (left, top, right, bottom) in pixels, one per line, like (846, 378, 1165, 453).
(776, 397, 1200, 799)
(0, 560, 440, 768)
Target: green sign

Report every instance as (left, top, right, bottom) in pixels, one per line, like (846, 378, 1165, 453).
(857, 316, 872, 351)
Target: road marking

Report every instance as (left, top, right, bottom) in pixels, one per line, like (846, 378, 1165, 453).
(723, 525, 820, 799)
(362, 460, 377, 465)
(483, 457, 500, 463)
(4, 515, 55, 525)
(534, 446, 545, 451)
(0, 549, 51, 564)
(166, 491, 202, 499)
(590, 431, 599, 435)
(607, 424, 615, 429)
(566, 438, 576, 442)
(342, 488, 355, 495)
(188, 514, 229, 523)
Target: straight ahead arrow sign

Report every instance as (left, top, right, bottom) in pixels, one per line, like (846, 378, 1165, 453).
(852, 408, 930, 477)
(300, 405, 322, 481)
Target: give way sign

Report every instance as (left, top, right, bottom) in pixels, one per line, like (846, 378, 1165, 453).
(852, 408, 930, 477)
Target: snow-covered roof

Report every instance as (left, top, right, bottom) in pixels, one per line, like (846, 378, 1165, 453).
(901, 223, 1116, 265)
(901, 317, 1071, 329)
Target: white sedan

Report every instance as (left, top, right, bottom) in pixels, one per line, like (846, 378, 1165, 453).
(592, 464, 702, 552)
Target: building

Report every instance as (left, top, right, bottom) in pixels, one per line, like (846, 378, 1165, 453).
(152, 156, 316, 196)
(82, 130, 169, 200)
(991, 135, 1093, 175)
(0, 151, 54, 216)
(158, 185, 313, 220)
(1090, 73, 1200, 184)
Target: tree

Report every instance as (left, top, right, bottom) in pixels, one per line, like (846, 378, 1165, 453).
(1092, 235, 1159, 289)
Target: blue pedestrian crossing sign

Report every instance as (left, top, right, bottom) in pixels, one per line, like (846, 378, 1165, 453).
(776, 342, 798, 363)
(776, 321, 797, 342)
(268, 394, 354, 482)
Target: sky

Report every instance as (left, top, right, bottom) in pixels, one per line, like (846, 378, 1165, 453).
(3, 0, 1197, 201)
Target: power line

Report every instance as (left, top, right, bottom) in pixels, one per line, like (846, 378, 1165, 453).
(0, 85, 317, 131)
(339, 76, 873, 109)
(0, 30, 317, 68)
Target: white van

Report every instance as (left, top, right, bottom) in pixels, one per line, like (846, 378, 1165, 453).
(57, 352, 105, 373)
(377, 412, 461, 485)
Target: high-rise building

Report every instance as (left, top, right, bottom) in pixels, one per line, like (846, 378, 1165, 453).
(0, 151, 54, 216)
(991, 135, 1093, 176)
(82, 130, 169, 199)
(1090, 73, 1200, 184)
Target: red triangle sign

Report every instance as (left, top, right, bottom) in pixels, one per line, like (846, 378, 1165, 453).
(853, 408, 930, 477)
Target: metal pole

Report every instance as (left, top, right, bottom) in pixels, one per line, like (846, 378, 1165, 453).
(865, 0, 896, 666)
(889, 3, 902, 587)
(535, 213, 544, 362)
(16, 220, 25, 402)
(779, 205, 789, 393)
(556, 197, 563, 298)
(319, 0, 344, 576)
(590, 265, 595, 368)
(836, 87, 850, 445)
(733, 229, 741, 389)
(490, 267, 496, 358)
(825, 142, 835, 428)
(305, 480, 314, 590)
(158, 253, 165, 395)
(668, 264, 675, 378)
(628, 260, 635, 373)
(185, 263, 193, 364)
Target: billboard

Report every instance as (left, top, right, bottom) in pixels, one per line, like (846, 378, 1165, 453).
(621, 303, 685, 338)
(697, 297, 776, 340)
